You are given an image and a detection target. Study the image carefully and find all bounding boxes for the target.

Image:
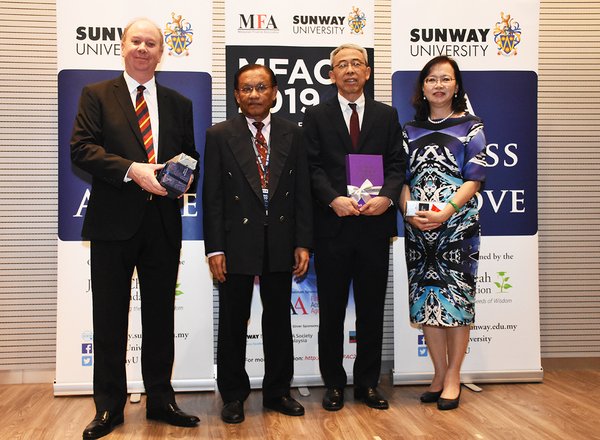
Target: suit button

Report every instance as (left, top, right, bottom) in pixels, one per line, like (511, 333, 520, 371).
(242, 218, 249, 224)
(227, 171, 233, 178)
(285, 191, 289, 198)
(289, 169, 293, 175)
(279, 216, 285, 223)
(234, 195, 240, 201)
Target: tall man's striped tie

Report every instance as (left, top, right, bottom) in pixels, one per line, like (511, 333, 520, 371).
(135, 85, 155, 164)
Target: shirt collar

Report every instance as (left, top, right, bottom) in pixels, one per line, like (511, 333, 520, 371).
(245, 113, 272, 130)
(338, 93, 365, 109)
(123, 71, 156, 95)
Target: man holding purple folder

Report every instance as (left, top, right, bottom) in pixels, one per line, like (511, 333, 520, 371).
(303, 43, 405, 411)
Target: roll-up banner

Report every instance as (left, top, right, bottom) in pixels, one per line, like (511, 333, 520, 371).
(55, 1, 215, 395)
(225, 1, 375, 387)
(391, 0, 542, 384)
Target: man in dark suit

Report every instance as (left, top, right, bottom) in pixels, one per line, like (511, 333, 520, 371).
(203, 64, 312, 424)
(70, 18, 200, 439)
(302, 43, 405, 411)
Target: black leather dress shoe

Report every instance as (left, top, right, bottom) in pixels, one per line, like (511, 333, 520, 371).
(146, 403, 200, 427)
(437, 390, 461, 411)
(420, 390, 443, 403)
(263, 395, 305, 416)
(354, 387, 389, 410)
(322, 387, 344, 411)
(221, 400, 244, 424)
(82, 410, 124, 439)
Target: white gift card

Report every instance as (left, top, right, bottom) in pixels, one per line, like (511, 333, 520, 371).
(405, 200, 447, 216)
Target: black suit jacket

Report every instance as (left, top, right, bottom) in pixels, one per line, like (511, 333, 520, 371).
(302, 96, 405, 238)
(203, 114, 312, 275)
(70, 74, 198, 247)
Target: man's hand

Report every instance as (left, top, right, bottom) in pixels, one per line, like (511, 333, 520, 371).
(178, 174, 194, 199)
(208, 254, 227, 283)
(128, 162, 168, 196)
(330, 196, 360, 217)
(293, 247, 310, 279)
(359, 196, 391, 216)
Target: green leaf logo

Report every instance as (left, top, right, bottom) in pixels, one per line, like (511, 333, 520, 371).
(495, 272, 512, 293)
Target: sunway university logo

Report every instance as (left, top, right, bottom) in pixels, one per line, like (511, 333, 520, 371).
(164, 12, 193, 56)
(494, 11, 521, 56)
(347, 6, 367, 35)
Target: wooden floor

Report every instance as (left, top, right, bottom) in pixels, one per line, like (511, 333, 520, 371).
(1, 368, 599, 440)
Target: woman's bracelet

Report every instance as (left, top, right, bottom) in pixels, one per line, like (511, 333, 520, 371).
(449, 200, 460, 213)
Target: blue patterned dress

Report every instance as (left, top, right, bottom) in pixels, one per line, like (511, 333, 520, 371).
(403, 114, 487, 327)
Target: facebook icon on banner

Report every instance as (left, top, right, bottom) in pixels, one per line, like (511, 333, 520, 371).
(82, 343, 92, 355)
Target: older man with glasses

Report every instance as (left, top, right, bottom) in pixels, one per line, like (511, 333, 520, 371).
(203, 63, 313, 424)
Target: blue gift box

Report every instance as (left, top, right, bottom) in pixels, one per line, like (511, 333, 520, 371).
(158, 161, 193, 199)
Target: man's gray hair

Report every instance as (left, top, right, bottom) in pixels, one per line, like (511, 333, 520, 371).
(330, 43, 369, 68)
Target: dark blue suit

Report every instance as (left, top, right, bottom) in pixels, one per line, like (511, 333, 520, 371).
(303, 96, 405, 389)
(71, 74, 198, 413)
(203, 114, 312, 402)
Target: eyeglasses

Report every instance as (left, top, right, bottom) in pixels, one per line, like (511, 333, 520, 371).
(333, 60, 366, 70)
(424, 76, 455, 86)
(238, 84, 272, 94)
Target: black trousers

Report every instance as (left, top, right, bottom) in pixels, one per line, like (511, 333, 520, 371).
(216, 232, 294, 403)
(90, 201, 180, 413)
(314, 218, 390, 389)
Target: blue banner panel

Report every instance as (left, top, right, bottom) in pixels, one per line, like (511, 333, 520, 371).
(392, 70, 538, 236)
(58, 70, 211, 241)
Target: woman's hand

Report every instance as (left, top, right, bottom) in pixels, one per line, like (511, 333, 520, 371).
(405, 212, 443, 231)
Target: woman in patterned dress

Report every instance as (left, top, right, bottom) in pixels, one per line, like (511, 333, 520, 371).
(401, 56, 487, 410)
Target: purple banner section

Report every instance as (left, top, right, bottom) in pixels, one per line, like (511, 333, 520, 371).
(58, 70, 211, 241)
(392, 70, 538, 236)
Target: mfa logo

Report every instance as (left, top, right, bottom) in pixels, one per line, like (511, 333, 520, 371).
(347, 7, 367, 35)
(238, 13, 278, 33)
(494, 12, 522, 56)
(164, 12, 193, 57)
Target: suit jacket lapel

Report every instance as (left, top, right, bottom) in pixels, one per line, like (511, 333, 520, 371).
(227, 115, 264, 202)
(113, 75, 145, 153)
(156, 83, 168, 162)
(358, 97, 376, 151)
(267, 115, 292, 200)
(329, 97, 354, 154)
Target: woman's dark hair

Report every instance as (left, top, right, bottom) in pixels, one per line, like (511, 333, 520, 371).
(411, 56, 467, 121)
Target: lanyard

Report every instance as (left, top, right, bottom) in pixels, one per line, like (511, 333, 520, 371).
(251, 135, 270, 213)
(251, 135, 270, 186)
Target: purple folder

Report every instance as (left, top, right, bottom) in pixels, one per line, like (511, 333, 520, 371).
(346, 154, 384, 206)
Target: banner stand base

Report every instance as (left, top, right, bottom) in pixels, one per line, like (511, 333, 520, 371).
(392, 368, 544, 385)
(53, 378, 216, 396)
